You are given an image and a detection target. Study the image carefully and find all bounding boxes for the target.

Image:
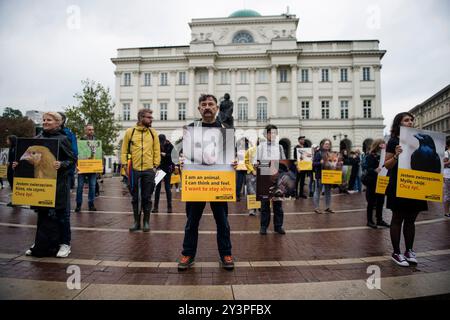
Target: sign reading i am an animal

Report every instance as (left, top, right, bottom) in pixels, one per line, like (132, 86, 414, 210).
(0, 148, 8, 178)
(397, 127, 445, 202)
(12, 138, 59, 207)
(77, 140, 103, 173)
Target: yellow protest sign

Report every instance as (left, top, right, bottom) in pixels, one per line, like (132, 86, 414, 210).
(77, 159, 103, 173)
(181, 170, 236, 202)
(297, 161, 312, 171)
(170, 174, 181, 185)
(0, 165, 6, 178)
(322, 170, 342, 185)
(12, 177, 57, 207)
(247, 194, 261, 209)
(375, 176, 390, 194)
(396, 168, 443, 202)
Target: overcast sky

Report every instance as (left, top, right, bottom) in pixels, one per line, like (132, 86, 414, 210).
(0, 0, 449, 133)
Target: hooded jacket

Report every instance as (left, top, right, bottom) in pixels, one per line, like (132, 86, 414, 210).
(121, 125, 160, 171)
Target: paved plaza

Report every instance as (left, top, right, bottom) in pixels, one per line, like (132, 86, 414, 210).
(0, 176, 449, 300)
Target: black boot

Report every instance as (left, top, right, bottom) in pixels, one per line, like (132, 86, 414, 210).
(129, 211, 141, 232)
(143, 212, 150, 232)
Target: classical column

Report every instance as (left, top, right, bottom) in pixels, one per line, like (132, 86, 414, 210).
(114, 71, 122, 120)
(373, 65, 382, 118)
(170, 70, 177, 120)
(312, 67, 320, 119)
(331, 67, 339, 119)
(290, 64, 298, 117)
(152, 72, 158, 114)
(188, 67, 195, 119)
(249, 68, 256, 120)
(352, 66, 361, 119)
(230, 68, 237, 103)
(208, 67, 215, 94)
(132, 71, 141, 120)
(271, 65, 277, 118)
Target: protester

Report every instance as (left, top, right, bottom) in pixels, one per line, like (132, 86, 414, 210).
(385, 112, 427, 267)
(244, 139, 258, 216)
(443, 137, 450, 218)
(6, 135, 17, 206)
(294, 136, 308, 199)
(364, 139, 390, 228)
(313, 139, 341, 214)
(177, 94, 235, 271)
(14, 112, 76, 257)
(75, 124, 97, 212)
(257, 124, 286, 235)
(153, 134, 174, 213)
(58, 112, 78, 190)
(120, 108, 160, 232)
(235, 138, 249, 202)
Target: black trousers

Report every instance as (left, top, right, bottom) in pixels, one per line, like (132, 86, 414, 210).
(260, 200, 284, 230)
(132, 169, 155, 214)
(296, 171, 307, 196)
(154, 172, 172, 208)
(365, 182, 385, 223)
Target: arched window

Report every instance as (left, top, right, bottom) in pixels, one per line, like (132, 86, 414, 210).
(238, 97, 248, 121)
(232, 31, 254, 43)
(257, 97, 268, 121)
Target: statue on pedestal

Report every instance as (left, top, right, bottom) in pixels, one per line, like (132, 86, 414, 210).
(218, 93, 234, 128)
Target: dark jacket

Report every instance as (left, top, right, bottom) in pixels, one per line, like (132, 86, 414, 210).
(36, 129, 76, 210)
(313, 150, 326, 180)
(159, 142, 174, 173)
(365, 152, 380, 187)
(7, 135, 17, 187)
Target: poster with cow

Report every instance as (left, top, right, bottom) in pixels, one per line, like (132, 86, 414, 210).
(397, 126, 446, 202)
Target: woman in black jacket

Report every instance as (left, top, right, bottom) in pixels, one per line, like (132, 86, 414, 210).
(385, 112, 427, 267)
(364, 139, 390, 229)
(14, 112, 76, 257)
(153, 134, 174, 213)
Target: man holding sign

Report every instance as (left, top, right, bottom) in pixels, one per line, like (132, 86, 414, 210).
(178, 94, 235, 271)
(75, 124, 99, 212)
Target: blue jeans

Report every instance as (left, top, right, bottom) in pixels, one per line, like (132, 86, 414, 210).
(313, 179, 332, 209)
(182, 202, 232, 258)
(76, 173, 96, 207)
(355, 175, 362, 192)
(236, 171, 247, 199)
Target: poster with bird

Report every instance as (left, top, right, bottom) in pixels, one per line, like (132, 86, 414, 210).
(0, 148, 8, 178)
(397, 127, 445, 202)
(12, 138, 59, 207)
(77, 140, 103, 173)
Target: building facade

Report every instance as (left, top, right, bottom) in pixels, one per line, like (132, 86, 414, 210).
(111, 9, 386, 157)
(409, 84, 450, 137)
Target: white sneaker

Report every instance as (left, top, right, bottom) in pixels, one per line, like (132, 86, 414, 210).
(25, 243, 35, 256)
(404, 249, 418, 265)
(56, 244, 71, 258)
(391, 253, 409, 267)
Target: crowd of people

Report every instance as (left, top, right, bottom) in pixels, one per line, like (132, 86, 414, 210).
(3, 95, 450, 271)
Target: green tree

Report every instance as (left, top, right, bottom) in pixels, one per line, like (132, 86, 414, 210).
(65, 79, 121, 155)
(2, 107, 23, 119)
(0, 117, 35, 147)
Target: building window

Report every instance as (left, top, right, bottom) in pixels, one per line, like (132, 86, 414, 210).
(363, 67, 371, 81)
(143, 103, 151, 110)
(340, 100, 349, 119)
(301, 69, 309, 82)
(123, 73, 131, 86)
(160, 103, 168, 120)
(340, 69, 348, 82)
(279, 69, 288, 83)
(232, 31, 254, 43)
(122, 103, 130, 121)
(321, 101, 330, 119)
(363, 100, 372, 118)
(240, 71, 248, 84)
(144, 73, 151, 86)
(257, 97, 267, 121)
(197, 70, 208, 84)
(257, 70, 267, 83)
(321, 69, 329, 82)
(178, 103, 186, 120)
(220, 71, 229, 84)
(160, 73, 168, 86)
(178, 72, 186, 85)
(301, 101, 310, 119)
(237, 97, 248, 121)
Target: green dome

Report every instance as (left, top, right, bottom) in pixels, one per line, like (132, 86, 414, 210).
(229, 9, 261, 18)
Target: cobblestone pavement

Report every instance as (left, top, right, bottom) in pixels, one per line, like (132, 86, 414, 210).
(0, 177, 449, 299)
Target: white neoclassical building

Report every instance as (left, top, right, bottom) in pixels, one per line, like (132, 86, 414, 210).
(111, 9, 386, 157)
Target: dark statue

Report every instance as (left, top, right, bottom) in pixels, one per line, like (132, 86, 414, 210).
(218, 93, 234, 128)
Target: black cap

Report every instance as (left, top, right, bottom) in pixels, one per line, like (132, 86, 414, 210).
(298, 136, 305, 140)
